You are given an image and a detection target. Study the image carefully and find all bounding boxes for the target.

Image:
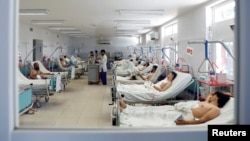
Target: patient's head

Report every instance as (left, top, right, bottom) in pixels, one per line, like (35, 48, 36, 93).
(211, 91, 231, 108)
(33, 62, 40, 71)
(167, 71, 177, 82)
(151, 65, 158, 73)
(144, 62, 150, 67)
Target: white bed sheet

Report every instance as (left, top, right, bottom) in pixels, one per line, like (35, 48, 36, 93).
(116, 61, 136, 77)
(117, 71, 192, 103)
(56, 58, 83, 74)
(115, 66, 164, 85)
(139, 63, 154, 75)
(18, 70, 50, 86)
(119, 98, 234, 127)
(32, 61, 68, 78)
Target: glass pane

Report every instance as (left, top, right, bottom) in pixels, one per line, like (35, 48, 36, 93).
(215, 42, 234, 76)
(214, 2, 235, 23)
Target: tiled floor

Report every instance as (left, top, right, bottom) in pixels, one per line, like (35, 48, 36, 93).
(19, 71, 115, 129)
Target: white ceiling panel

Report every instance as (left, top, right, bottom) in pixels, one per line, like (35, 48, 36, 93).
(19, 0, 209, 37)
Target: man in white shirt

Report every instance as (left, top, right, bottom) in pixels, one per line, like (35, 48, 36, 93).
(97, 49, 107, 85)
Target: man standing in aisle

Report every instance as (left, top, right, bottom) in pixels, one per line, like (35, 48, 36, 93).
(97, 49, 107, 85)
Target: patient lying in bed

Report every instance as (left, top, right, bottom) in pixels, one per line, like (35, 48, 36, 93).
(119, 91, 233, 126)
(118, 71, 177, 93)
(129, 65, 158, 81)
(152, 71, 177, 92)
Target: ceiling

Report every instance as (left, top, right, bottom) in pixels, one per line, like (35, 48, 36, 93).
(19, 0, 209, 38)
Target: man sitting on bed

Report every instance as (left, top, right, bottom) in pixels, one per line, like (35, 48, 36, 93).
(119, 91, 233, 125)
(30, 62, 53, 79)
(152, 71, 177, 92)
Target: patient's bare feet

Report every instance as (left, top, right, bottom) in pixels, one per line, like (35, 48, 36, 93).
(119, 96, 127, 110)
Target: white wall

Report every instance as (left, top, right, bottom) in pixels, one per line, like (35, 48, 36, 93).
(177, 4, 207, 77)
(18, 23, 72, 63)
(70, 36, 138, 60)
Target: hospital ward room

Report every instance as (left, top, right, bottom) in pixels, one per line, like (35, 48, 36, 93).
(18, 0, 236, 129)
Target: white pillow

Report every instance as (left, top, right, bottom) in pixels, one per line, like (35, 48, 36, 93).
(220, 97, 234, 114)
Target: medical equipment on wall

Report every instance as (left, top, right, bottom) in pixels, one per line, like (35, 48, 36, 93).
(188, 40, 215, 73)
(188, 40, 235, 73)
(133, 47, 143, 60)
(22, 45, 46, 77)
(47, 46, 65, 71)
(161, 46, 177, 68)
(126, 46, 137, 56)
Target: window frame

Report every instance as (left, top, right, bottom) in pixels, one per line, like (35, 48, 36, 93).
(209, 0, 235, 79)
(161, 21, 178, 66)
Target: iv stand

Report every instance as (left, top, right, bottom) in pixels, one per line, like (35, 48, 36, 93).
(188, 40, 214, 73)
(188, 40, 235, 73)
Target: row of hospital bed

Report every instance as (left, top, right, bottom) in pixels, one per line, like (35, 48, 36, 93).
(111, 96, 234, 127)
(110, 59, 194, 104)
(18, 56, 87, 112)
(109, 57, 234, 127)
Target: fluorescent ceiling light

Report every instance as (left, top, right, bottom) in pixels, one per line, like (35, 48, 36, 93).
(48, 26, 76, 30)
(68, 33, 87, 36)
(70, 35, 89, 37)
(31, 20, 64, 24)
(61, 31, 83, 34)
(116, 30, 138, 32)
(116, 31, 138, 34)
(116, 26, 144, 30)
(114, 20, 151, 25)
(116, 35, 132, 37)
(119, 9, 164, 15)
(19, 9, 49, 15)
(116, 33, 136, 35)
(72, 36, 89, 38)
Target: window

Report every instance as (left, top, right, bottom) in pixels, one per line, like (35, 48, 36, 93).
(138, 36, 142, 44)
(207, 0, 235, 80)
(213, 1, 235, 23)
(215, 42, 234, 77)
(164, 23, 178, 36)
(146, 31, 153, 46)
(161, 21, 178, 66)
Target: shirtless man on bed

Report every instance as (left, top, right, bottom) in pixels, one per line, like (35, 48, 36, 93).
(30, 62, 53, 79)
(119, 91, 233, 125)
(152, 71, 177, 92)
(129, 65, 158, 80)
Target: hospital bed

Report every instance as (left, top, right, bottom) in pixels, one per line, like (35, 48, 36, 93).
(70, 55, 86, 66)
(31, 61, 69, 90)
(19, 85, 33, 115)
(113, 60, 155, 78)
(114, 60, 136, 77)
(111, 97, 234, 127)
(18, 70, 51, 108)
(55, 58, 84, 79)
(114, 65, 166, 85)
(115, 71, 194, 104)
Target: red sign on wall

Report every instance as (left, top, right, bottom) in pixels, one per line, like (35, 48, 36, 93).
(186, 47, 193, 56)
